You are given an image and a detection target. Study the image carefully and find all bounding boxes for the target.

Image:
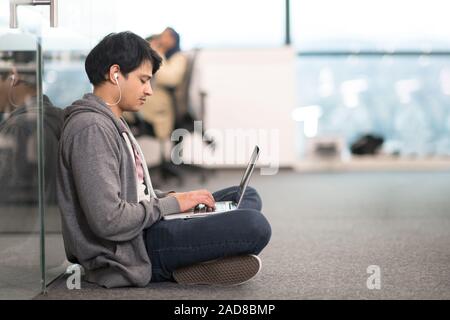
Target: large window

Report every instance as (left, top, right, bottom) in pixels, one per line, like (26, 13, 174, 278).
(295, 55, 450, 157)
(291, 0, 450, 51)
(291, 0, 450, 158)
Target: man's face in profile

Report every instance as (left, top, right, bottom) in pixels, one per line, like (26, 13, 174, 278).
(117, 60, 154, 113)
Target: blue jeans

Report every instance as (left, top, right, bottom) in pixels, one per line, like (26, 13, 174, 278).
(143, 186, 272, 282)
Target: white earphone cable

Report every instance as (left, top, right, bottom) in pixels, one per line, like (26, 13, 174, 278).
(105, 76, 122, 106)
(8, 74, 21, 108)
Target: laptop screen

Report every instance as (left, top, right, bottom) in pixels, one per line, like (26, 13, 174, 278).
(237, 146, 260, 207)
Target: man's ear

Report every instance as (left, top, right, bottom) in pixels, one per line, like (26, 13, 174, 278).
(108, 64, 121, 84)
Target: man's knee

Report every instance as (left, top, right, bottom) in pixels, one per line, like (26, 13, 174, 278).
(242, 186, 263, 211)
(240, 210, 271, 253)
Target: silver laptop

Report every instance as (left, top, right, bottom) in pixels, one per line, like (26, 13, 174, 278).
(163, 145, 260, 220)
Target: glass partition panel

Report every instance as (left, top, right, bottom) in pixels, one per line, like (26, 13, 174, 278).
(0, 30, 42, 299)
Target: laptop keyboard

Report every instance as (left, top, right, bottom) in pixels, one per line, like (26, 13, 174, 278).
(193, 204, 208, 214)
(193, 202, 234, 214)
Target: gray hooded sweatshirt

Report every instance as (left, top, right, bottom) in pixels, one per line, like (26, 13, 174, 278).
(57, 93, 180, 288)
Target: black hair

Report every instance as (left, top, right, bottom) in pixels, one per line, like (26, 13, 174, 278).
(164, 27, 181, 60)
(85, 31, 162, 86)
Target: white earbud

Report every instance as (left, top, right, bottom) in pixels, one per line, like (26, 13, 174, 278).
(9, 74, 16, 86)
(106, 72, 122, 106)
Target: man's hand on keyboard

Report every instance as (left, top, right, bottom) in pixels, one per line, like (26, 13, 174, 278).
(168, 189, 216, 212)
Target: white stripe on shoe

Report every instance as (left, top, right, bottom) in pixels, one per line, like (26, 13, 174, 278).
(172, 254, 262, 286)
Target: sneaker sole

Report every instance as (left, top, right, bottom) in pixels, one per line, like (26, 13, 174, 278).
(173, 254, 261, 286)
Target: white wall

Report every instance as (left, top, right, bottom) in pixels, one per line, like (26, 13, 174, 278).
(180, 47, 298, 172)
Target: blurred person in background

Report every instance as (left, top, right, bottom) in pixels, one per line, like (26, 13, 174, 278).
(138, 27, 187, 140)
